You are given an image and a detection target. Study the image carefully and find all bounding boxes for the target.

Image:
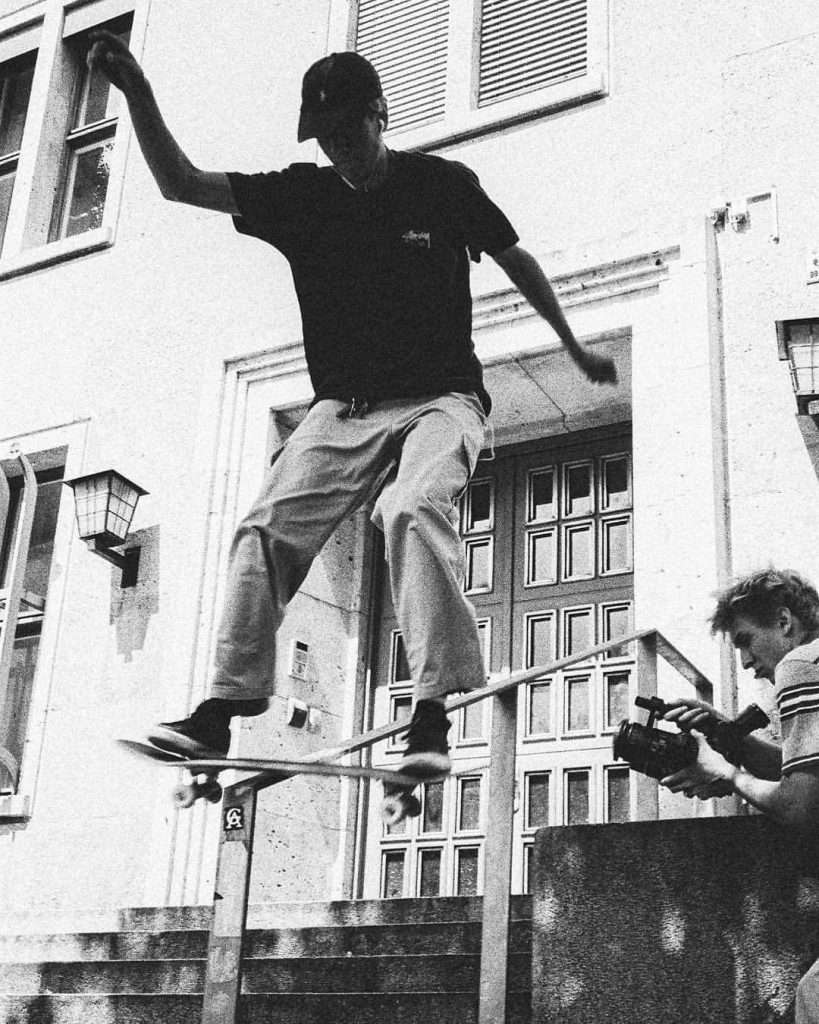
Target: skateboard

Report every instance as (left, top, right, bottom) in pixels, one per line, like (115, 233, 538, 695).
(117, 738, 441, 823)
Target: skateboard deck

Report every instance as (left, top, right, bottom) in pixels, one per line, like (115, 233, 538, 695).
(117, 737, 443, 820)
(118, 738, 437, 786)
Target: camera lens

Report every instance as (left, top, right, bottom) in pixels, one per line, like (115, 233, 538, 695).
(613, 720, 698, 779)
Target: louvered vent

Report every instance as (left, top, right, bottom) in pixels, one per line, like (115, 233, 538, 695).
(355, 0, 449, 132)
(479, 0, 588, 108)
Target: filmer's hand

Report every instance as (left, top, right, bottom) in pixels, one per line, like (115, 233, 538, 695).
(576, 350, 617, 384)
(663, 697, 726, 733)
(87, 29, 146, 95)
(661, 733, 736, 798)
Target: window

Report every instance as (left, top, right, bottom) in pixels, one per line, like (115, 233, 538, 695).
(526, 527, 557, 586)
(526, 680, 553, 737)
(387, 690, 412, 751)
(421, 780, 444, 833)
(565, 768, 590, 824)
(346, 0, 609, 147)
(462, 478, 494, 534)
(0, 50, 35, 251)
(455, 846, 480, 895)
(0, 1, 136, 276)
(603, 670, 630, 731)
(0, 457, 64, 795)
(464, 536, 493, 593)
(51, 15, 131, 241)
(457, 776, 482, 832)
(417, 847, 443, 896)
(564, 673, 591, 734)
(527, 467, 556, 523)
(381, 849, 405, 897)
(525, 772, 551, 829)
(390, 630, 411, 682)
(605, 766, 630, 823)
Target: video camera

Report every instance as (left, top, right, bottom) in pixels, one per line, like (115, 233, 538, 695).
(612, 696, 770, 780)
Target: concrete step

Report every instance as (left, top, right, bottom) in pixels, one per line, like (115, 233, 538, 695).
(246, 919, 531, 958)
(0, 991, 531, 1024)
(0, 900, 533, 1023)
(0, 895, 532, 936)
(0, 951, 531, 994)
(0, 929, 209, 964)
(0, 919, 531, 963)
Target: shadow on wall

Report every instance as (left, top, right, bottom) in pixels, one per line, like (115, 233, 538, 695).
(109, 525, 160, 663)
(532, 816, 819, 1024)
(796, 415, 819, 485)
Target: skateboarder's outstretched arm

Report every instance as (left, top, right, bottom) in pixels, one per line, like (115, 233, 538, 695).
(493, 243, 617, 384)
(87, 29, 237, 214)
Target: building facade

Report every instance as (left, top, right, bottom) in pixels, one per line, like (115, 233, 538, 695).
(1, 0, 818, 915)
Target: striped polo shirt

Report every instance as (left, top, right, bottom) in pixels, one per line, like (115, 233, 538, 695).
(776, 637, 819, 775)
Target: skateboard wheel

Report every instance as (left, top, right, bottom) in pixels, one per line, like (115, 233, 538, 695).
(172, 783, 197, 809)
(381, 791, 422, 827)
(201, 780, 223, 804)
(381, 795, 405, 827)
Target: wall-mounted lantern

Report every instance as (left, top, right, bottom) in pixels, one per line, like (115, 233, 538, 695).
(777, 318, 819, 415)
(63, 470, 148, 588)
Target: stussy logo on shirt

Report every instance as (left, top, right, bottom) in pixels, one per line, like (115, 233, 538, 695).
(401, 229, 431, 249)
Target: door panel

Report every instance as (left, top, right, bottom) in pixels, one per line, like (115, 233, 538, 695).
(363, 426, 634, 898)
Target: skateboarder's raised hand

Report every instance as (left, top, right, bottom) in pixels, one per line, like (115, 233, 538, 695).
(86, 29, 236, 213)
(87, 29, 144, 94)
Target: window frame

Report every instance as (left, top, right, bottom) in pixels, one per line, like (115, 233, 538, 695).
(48, 10, 132, 243)
(0, 423, 89, 821)
(331, 0, 609, 151)
(0, 46, 37, 252)
(0, 0, 142, 280)
(331, 0, 606, 149)
(0, 464, 65, 799)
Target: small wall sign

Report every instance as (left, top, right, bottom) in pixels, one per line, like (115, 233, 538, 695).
(808, 250, 819, 285)
(223, 806, 245, 832)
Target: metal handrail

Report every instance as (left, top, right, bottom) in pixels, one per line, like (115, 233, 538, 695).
(200, 628, 715, 1024)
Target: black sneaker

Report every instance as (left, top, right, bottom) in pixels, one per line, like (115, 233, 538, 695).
(397, 699, 452, 778)
(147, 703, 231, 759)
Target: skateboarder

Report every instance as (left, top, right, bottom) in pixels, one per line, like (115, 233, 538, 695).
(88, 34, 617, 779)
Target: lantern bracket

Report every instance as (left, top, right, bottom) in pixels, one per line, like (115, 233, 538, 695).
(85, 538, 141, 588)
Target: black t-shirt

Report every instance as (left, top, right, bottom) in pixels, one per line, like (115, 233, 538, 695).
(227, 150, 519, 413)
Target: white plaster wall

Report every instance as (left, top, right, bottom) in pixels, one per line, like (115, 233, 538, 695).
(0, 0, 339, 913)
(1, 0, 818, 912)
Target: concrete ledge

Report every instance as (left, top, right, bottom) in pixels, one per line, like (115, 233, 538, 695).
(532, 816, 819, 1024)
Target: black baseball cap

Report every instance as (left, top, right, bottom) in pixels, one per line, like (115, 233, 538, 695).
(297, 52, 384, 143)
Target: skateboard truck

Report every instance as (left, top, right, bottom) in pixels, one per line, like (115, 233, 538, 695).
(173, 775, 223, 809)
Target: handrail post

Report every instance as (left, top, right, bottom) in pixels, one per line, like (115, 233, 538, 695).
(478, 686, 518, 1024)
(202, 781, 258, 1024)
(635, 634, 660, 820)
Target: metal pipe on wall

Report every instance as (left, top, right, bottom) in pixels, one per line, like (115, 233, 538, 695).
(704, 215, 740, 719)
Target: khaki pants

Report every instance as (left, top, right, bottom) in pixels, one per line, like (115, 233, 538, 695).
(210, 392, 487, 703)
(797, 958, 819, 1024)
